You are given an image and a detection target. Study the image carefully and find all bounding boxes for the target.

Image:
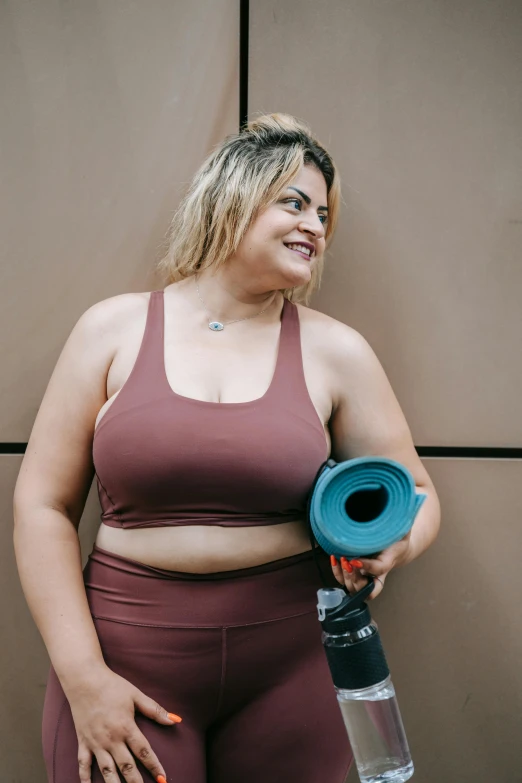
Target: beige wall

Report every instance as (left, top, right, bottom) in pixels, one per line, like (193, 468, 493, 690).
(251, 0, 522, 448)
(369, 458, 522, 783)
(0, 0, 239, 442)
(0, 1, 238, 779)
(249, 2, 522, 781)
(2, 1, 522, 781)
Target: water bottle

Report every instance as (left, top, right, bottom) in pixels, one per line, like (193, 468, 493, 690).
(317, 582, 414, 783)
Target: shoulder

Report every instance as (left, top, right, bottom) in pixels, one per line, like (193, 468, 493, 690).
(295, 303, 383, 407)
(295, 302, 374, 362)
(72, 290, 154, 351)
(58, 290, 155, 379)
(77, 290, 152, 334)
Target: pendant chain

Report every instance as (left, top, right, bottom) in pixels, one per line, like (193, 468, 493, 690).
(195, 276, 277, 331)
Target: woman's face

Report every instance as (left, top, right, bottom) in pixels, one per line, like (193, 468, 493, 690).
(230, 164, 329, 293)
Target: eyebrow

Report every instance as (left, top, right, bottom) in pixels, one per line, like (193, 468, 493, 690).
(288, 187, 328, 213)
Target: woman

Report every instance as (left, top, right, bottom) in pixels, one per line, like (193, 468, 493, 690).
(14, 113, 440, 783)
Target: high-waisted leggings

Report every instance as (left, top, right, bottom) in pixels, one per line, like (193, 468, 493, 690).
(42, 544, 353, 782)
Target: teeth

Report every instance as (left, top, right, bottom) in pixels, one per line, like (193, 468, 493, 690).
(287, 243, 312, 256)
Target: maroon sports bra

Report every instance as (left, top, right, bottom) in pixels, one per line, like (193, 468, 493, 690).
(92, 290, 329, 529)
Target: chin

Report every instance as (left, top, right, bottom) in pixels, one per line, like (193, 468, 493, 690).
(282, 266, 312, 289)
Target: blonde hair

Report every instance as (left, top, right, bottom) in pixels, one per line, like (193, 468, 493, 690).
(156, 113, 341, 304)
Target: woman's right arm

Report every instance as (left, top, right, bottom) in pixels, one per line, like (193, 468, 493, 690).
(13, 296, 175, 783)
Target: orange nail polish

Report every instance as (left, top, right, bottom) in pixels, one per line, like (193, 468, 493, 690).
(157, 776, 167, 783)
(351, 559, 363, 568)
(168, 713, 182, 723)
(341, 558, 353, 573)
(330, 555, 338, 567)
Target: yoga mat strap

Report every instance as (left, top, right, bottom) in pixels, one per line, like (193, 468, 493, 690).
(305, 459, 332, 586)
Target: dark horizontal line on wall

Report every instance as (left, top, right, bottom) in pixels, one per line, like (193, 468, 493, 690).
(416, 446, 522, 459)
(1, 444, 522, 459)
(0, 444, 27, 454)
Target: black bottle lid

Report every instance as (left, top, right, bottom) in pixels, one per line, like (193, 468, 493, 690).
(319, 580, 391, 688)
(319, 579, 375, 634)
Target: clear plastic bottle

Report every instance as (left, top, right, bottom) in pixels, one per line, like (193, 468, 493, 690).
(318, 586, 414, 783)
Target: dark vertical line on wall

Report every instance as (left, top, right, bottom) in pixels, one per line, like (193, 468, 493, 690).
(239, 0, 249, 130)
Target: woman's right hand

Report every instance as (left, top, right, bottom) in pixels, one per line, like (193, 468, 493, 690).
(66, 666, 181, 783)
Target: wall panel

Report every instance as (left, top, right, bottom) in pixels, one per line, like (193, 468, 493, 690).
(350, 458, 522, 782)
(0, 0, 239, 440)
(1, 457, 105, 781)
(250, 0, 522, 447)
(0, 457, 47, 781)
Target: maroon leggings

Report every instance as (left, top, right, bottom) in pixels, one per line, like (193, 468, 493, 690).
(42, 545, 353, 782)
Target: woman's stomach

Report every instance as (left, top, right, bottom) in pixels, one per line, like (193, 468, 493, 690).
(94, 519, 313, 572)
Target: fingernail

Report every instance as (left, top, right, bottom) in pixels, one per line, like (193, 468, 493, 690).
(350, 559, 363, 568)
(157, 776, 167, 783)
(330, 555, 338, 567)
(168, 712, 182, 723)
(341, 558, 353, 573)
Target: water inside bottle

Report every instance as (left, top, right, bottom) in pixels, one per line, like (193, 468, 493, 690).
(338, 687, 414, 783)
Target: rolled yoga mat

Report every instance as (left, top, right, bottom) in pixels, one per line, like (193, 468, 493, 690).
(308, 457, 427, 558)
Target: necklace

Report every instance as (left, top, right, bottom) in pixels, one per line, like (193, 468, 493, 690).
(195, 276, 277, 331)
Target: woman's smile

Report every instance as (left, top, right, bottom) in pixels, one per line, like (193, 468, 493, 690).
(284, 242, 315, 260)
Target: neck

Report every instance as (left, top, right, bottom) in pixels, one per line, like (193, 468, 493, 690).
(194, 269, 279, 322)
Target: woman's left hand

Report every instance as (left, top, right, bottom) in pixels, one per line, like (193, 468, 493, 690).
(330, 532, 412, 600)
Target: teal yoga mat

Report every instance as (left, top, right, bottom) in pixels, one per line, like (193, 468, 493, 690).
(309, 457, 426, 558)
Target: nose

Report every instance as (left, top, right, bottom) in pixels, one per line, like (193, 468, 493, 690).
(298, 213, 326, 240)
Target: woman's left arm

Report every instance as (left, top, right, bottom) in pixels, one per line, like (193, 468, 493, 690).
(326, 321, 441, 599)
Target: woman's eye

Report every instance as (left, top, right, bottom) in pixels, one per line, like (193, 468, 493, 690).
(284, 197, 328, 225)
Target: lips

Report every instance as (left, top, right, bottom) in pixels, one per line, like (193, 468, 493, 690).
(284, 242, 314, 259)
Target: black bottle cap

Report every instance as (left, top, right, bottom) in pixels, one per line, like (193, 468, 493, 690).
(320, 580, 391, 688)
(320, 579, 375, 634)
